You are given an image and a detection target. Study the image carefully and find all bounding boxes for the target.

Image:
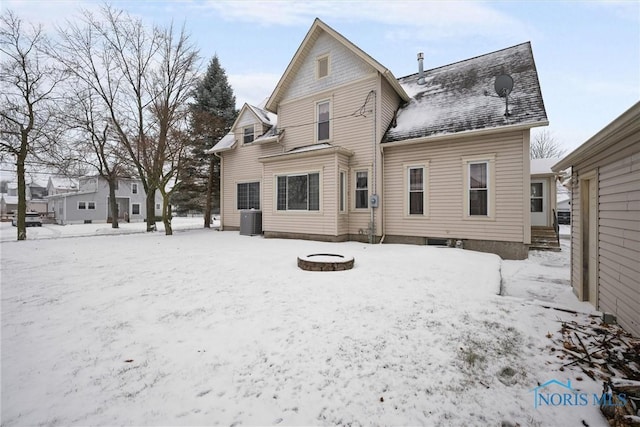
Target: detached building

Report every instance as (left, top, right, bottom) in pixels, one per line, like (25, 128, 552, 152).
(553, 102, 640, 337)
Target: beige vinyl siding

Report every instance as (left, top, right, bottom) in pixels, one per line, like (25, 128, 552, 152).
(596, 151, 640, 337)
(380, 77, 401, 137)
(262, 152, 338, 236)
(278, 76, 382, 236)
(383, 130, 527, 242)
(282, 31, 376, 102)
(220, 137, 281, 228)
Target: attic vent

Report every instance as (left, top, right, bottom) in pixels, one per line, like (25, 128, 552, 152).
(417, 52, 426, 85)
(317, 55, 329, 79)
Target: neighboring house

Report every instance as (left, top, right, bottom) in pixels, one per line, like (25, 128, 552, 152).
(47, 176, 79, 196)
(552, 101, 640, 337)
(46, 175, 162, 225)
(0, 182, 47, 218)
(211, 19, 548, 259)
(530, 158, 560, 227)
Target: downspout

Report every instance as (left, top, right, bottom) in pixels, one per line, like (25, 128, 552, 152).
(380, 146, 385, 244)
(370, 90, 377, 244)
(213, 151, 223, 230)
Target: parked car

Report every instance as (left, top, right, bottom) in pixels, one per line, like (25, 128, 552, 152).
(12, 212, 43, 227)
(557, 210, 571, 225)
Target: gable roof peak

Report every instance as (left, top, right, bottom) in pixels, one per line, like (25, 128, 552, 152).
(265, 19, 408, 112)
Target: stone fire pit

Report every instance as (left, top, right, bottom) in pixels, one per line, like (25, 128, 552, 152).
(297, 253, 355, 271)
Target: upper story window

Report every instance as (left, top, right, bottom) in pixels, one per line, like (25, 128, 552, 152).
(132, 183, 138, 194)
(317, 100, 330, 141)
(317, 54, 329, 79)
(243, 126, 255, 144)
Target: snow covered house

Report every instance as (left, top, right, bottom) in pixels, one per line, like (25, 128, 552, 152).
(211, 18, 548, 259)
(552, 101, 640, 337)
(1, 182, 47, 218)
(46, 175, 162, 225)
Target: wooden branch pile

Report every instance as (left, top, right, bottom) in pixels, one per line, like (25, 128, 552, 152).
(549, 319, 640, 426)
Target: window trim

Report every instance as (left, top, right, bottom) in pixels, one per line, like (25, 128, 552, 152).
(462, 155, 496, 220)
(316, 99, 332, 142)
(236, 180, 261, 211)
(353, 168, 370, 210)
(87, 201, 95, 210)
(274, 171, 322, 213)
(338, 170, 347, 213)
(243, 125, 255, 144)
(132, 203, 141, 215)
(404, 162, 429, 218)
(316, 53, 330, 79)
(78, 201, 86, 210)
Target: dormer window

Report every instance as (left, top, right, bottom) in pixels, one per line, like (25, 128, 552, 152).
(243, 126, 255, 144)
(317, 54, 329, 79)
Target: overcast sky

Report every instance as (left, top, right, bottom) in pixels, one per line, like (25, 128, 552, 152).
(2, 0, 639, 176)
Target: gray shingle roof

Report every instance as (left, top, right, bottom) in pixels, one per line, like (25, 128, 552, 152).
(383, 42, 547, 143)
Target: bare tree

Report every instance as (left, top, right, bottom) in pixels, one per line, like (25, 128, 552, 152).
(58, 83, 130, 228)
(0, 10, 61, 240)
(156, 126, 189, 235)
(53, 6, 198, 232)
(530, 129, 566, 159)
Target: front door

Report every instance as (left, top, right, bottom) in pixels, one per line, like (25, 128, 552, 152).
(531, 179, 547, 226)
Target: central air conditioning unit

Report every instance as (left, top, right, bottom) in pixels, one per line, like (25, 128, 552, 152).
(240, 209, 262, 236)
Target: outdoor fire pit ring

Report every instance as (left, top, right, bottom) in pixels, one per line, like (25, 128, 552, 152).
(297, 253, 355, 271)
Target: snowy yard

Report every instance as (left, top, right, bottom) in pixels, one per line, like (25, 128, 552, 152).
(1, 222, 610, 426)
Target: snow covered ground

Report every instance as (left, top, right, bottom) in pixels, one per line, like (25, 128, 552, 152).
(1, 221, 609, 426)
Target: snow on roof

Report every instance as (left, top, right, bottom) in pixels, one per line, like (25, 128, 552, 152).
(1, 194, 18, 204)
(384, 42, 548, 143)
(286, 143, 333, 154)
(531, 158, 561, 175)
(208, 132, 236, 153)
(48, 176, 78, 190)
(248, 104, 277, 126)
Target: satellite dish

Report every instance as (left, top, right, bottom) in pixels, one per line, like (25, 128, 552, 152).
(494, 74, 514, 98)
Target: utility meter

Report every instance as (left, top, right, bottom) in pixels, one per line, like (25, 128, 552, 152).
(370, 194, 379, 208)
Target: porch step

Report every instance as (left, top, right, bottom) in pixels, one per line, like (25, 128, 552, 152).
(530, 226, 561, 252)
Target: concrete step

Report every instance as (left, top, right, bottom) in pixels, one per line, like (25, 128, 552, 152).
(530, 226, 560, 251)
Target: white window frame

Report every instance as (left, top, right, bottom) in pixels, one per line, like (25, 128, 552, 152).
(316, 99, 331, 142)
(243, 125, 255, 144)
(462, 155, 496, 220)
(132, 203, 141, 215)
(236, 181, 261, 210)
(78, 201, 86, 210)
(353, 169, 369, 210)
(88, 201, 96, 210)
(339, 170, 347, 213)
(404, 162, 429, 217)
(316, 54, 330, 79)
(274, 171, 322, 213)
(132, 183, 138, 194)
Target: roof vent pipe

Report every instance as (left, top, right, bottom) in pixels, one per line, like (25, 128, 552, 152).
(417, 52, 426, 85)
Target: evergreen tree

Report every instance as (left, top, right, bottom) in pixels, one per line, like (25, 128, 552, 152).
(174, 55, 236, 227)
